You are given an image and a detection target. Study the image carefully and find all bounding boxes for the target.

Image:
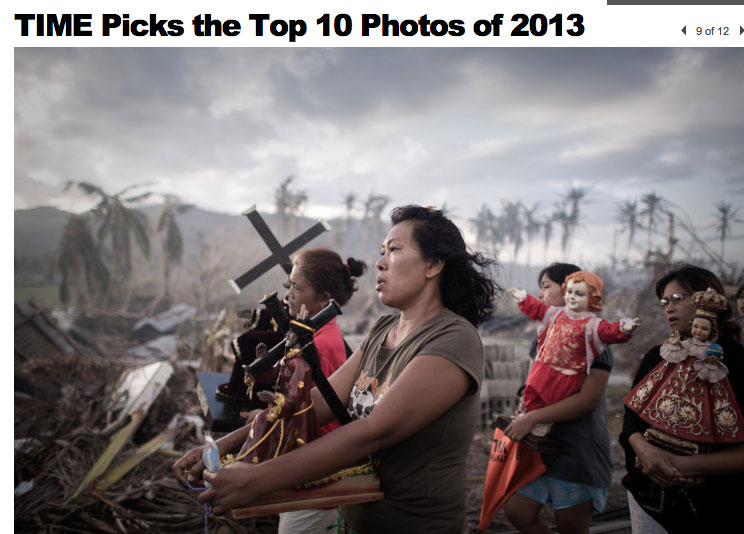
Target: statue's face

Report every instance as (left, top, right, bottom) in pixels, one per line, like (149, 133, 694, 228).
(565, 280, 590, 313)
(691, 317, 712, 342)
(285, 330, 299, 347)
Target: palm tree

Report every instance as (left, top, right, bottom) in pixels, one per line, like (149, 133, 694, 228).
(542, 214, 554, 264)
(274, 175, 307, 237)
(68, 181, 151, 307)
(470, 204, 497, 251)
(156, 195, 193, 304)
(57, 214, 110, 306)
(522, 202, 541, 268)
(501, 201, 524, 263)
(489, 214, 507, 258)
(617, 200, 641, 260)
(640, 192, 665, 251)
(553, 203, 573, 257)
(275, 176, 292, 232)
(341, 192, 357, 220)
(363, 193, 391, 251)
(564, 185, 589, 215)
(563, 185, 590, 255)
(713, 201, 742, 263)
(287, 188, 308, 236)
(340, 192, 357, 249)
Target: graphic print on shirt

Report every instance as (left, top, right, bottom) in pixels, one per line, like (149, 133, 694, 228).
(347, 369, 391, 419)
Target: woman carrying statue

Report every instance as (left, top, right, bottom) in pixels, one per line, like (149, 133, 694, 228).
(620, 264, 744, 533)
(174, 205, 500, 533)
(498, 264, 621, 534)
(176, 248, 367, 533)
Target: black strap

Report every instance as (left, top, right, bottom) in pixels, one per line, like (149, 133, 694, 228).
(297, 336, 352, 425)
(343, 339, 353, 359)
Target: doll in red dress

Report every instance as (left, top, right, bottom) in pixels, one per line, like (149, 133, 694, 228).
(508, 270, 641, 436)
(624, 288, 744, 446)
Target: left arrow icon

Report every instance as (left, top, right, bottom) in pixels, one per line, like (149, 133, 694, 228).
(681, 26, 686, 35)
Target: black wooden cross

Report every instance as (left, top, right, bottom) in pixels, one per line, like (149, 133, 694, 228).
(228, 205, 330, 294)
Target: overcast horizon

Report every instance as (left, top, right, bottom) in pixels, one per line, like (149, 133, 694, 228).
(14, 47, 744, 267)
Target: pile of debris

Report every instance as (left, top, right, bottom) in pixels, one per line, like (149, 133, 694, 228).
(14, 300, 278, 533)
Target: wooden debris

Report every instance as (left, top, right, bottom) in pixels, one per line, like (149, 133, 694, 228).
(72, 410, 145, 499)
(95, 426, 178, 492)
(104, 361, 174, 434)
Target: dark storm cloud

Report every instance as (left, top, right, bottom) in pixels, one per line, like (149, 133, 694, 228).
(14, 47, 744, 264)
(15, 48, 278, 198)
(267, 48, 467, 119)
(461, 48, 672, 99)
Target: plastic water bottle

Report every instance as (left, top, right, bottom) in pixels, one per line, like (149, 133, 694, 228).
(202, 432, 221, 488)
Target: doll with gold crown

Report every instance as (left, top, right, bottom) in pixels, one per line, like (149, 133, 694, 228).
(624, 288, 744, 448)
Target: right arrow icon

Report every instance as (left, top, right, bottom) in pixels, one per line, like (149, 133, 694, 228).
(740, 26, 743, 35)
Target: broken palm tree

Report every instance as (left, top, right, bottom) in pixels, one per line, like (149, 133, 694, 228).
(73, 361, 174, 498)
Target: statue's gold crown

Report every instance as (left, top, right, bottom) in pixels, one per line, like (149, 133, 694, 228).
(692, 287, 727, 317)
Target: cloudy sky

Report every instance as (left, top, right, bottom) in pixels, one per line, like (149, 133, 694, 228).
(13, 47, 744, 267)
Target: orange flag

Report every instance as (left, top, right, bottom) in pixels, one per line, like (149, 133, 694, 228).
(479, 426, 546, 530)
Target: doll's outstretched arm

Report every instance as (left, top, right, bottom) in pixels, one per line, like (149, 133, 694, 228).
(597, 317, 638, 343)
(620, 317, 641, 333)
(512, 292, 548, 321)
(507, 288, 527, 302)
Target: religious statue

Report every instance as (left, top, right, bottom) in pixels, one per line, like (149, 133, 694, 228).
(217, 305, 283, 405)
(231, 320, 319, 465)
(222, 299, 344, 467)
(508, 270, 641, 436)
(624, 288, 744, 449)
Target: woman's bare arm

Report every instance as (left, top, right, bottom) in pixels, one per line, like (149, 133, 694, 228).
(199, 354, 470, 515)
(628, 432, 681, 486)
(672, 443, 744, 477)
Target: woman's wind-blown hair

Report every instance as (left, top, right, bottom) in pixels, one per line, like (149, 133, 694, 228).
(390, 205, 501, 327)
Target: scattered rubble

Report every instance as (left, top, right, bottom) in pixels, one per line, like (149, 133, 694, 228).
(13, 301, 279, 533)
(128, 335, 179, 360)
(132, 304, 197, 343)
(14, 299, 631, 533)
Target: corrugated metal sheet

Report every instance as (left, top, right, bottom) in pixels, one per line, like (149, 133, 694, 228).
(14, 299, 81, 362)
(133, 303, 197, 334)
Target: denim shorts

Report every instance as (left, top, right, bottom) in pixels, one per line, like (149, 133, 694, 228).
(517, 474, 608, 513)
